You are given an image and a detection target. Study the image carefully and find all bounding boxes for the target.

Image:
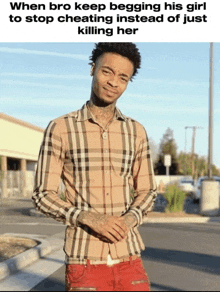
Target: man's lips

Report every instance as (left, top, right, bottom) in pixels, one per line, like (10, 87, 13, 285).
(103, 87, 118, 95)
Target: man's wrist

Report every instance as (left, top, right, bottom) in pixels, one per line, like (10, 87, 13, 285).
(77, 210, 90, 226)
(77, 211, 108, 228)
(123, 212, 138, 229)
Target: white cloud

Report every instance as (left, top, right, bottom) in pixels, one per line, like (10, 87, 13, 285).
(0, 96, 85, 107)
(137, 77, 208, 87)
(146, 67, 159, 71)
(0, 47, 89, 60)
(1, 72, 90, 80)
(119, 102, 208, 114)
(123, 93, 180, 101)
(1, 79, 89, 91)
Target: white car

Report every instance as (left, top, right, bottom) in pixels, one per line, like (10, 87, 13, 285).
(193, 176, 220, 203)
(179, 178, 195, 194)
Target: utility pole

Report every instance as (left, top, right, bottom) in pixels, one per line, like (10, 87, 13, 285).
(185, 126, 203, 178)
(208, 42, 214, 178)
(201, 42, 219, 216)
(184, 126, 188, 176)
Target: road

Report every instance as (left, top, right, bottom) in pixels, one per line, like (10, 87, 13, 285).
(1, 199, 220, 291)
(139, 223, 220, 291)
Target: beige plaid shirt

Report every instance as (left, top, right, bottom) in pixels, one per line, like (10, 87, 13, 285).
(33, 102, 157, 264)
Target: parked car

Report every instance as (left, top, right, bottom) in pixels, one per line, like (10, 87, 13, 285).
(193, 176, 220, 203)
(178, 178, 195, 194)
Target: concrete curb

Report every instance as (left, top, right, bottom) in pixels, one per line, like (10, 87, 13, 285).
(143, 217, 220, 224)
(0, 233, 63, 282)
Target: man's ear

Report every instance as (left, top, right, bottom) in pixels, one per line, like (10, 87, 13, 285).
(90, 63, 95, 76)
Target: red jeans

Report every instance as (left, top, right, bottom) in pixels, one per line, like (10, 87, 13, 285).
(65, 257, 150, 291)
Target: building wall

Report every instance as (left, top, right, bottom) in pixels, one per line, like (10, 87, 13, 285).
(0, 117, 44, 161)
(0, 170, 64, 199)
(0, 113, 45, 198)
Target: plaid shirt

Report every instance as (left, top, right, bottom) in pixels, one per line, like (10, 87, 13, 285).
(33, 102, 157, 264)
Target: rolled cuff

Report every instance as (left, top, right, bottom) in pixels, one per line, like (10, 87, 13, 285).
(66, 208, 82, 227)
(127, 208, 143, 226)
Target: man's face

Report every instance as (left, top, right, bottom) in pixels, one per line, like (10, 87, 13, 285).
(91, 52, 134, 105)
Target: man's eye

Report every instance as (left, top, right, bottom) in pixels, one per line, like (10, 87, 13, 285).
(121, 78, 128, 83)
(103, 70, 110, 74)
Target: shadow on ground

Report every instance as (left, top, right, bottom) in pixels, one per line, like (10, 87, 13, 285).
(150, 282, 184, 291)
(30, 265, 65, 292)
(143, 247, 220, 275)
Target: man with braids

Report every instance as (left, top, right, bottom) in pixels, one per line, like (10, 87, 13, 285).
(33, 43, 157, 291)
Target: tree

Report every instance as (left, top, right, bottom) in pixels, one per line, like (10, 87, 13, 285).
(154, 128, 220, 177)
(155, 128, 179, 175)
(178, 152, 205, 178)
(148, 137, 159, 166)
(212, 164, 220, 176)
(178, 152, 220, 178)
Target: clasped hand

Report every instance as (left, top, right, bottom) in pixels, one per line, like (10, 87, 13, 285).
(78, 212, 131, 244)
(92, 214, 129, 244)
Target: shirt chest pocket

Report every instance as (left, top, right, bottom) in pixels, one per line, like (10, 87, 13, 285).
(111, 150, 135, 177)
(66, 149, 90, 172)
(65, 149, 101, 184)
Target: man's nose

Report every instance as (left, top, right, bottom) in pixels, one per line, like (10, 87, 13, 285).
(107, 75, 118, 87)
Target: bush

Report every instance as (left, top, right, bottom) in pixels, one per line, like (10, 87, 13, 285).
(164, 183, 187, 213)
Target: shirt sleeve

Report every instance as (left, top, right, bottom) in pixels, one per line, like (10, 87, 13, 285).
(126, 127, 157, 226)
(32, 120, 82, 226)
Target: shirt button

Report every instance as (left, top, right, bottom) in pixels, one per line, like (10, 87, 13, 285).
(106, 193, 109, 196)
(102, 132, 107, 139)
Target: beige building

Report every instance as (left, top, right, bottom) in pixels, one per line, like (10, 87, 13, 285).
(0, 113, 44, 198)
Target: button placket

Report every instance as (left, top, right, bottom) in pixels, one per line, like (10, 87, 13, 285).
(102, 131, 107, 140)
(102, 132, 110, 198)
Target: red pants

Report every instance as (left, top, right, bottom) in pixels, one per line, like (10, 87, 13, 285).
(65, 257, 150, 291)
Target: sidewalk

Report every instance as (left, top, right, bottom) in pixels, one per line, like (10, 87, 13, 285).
(0, 231, 65, 283)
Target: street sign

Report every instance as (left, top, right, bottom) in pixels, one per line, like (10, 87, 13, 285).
(164, 154, 171, 167)
(164, 154, 171, 176)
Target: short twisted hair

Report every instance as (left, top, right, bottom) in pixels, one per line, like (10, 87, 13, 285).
(89, 42, 141, 81)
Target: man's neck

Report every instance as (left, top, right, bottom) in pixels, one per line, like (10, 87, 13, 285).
(88, 98, 116, 130)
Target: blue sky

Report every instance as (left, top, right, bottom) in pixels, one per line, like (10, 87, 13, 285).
(0, 43, 220, 169)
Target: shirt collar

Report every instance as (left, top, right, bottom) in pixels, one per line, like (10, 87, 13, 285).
(74, 101, 128, 122)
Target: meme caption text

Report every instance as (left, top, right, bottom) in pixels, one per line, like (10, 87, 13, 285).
(9, 1, 207, 36)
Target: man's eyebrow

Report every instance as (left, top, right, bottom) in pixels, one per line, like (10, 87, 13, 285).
(120, 73, 129, 78)
(101, 66, 129, 78)
(101, 65, 114, 72)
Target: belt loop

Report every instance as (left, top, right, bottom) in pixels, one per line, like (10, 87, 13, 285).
(129, 256, 133, 266)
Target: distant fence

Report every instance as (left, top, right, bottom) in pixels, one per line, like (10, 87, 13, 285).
(0, 171, 187, 198)
(0, 170, 65, 198)
(0, 171, 35, 198)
